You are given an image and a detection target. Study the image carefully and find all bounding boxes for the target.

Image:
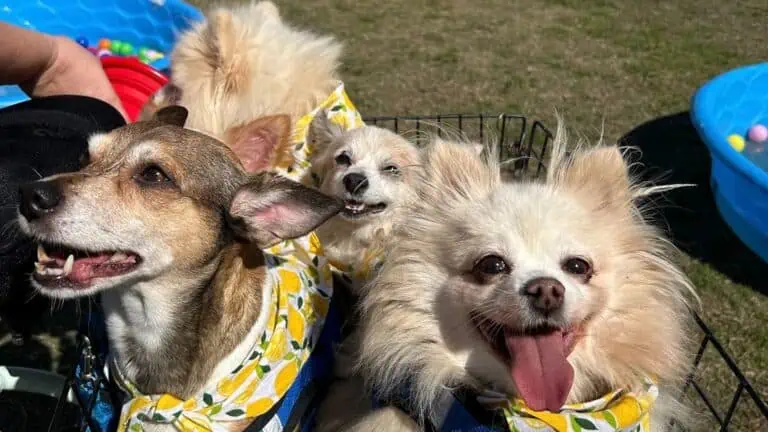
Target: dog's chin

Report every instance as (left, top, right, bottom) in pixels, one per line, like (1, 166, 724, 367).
(339, 199, 388, 220)
(31, 241, 143, 299)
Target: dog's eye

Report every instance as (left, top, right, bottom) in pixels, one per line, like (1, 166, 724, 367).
(562, 257, 592, 278)
(382, 165, 400, 176)
(335, 152, 351, 166)
(136, 165, 171, 185)
(472, 255, 511, 283)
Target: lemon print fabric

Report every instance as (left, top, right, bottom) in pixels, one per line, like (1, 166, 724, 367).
(502, 380, 658, 432)
(115, 233, 334, 432)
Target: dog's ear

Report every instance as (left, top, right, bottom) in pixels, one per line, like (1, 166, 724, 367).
(308, 111, 345, 150)
(558, 146, 633, 211)
(138, 84, 183, 122)
(225, 115, 291, 173)
(228, 174, 342, 248)
(422, 138, 499, 202)
(154, 105, 188, 127)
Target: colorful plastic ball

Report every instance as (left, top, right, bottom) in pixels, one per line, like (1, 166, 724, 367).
(98, 38, 111, 50)
(143, 49, 165, 62)
(75, 36, 89, 48)
(748, 124, 768, 143)
(119, 43, 135, 56)
(97, 49, 112, 58)
(727, 134, 746, 152)
(111, 40, 123, 54)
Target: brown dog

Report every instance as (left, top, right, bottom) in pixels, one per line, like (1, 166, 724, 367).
(18, 107, 341, 431)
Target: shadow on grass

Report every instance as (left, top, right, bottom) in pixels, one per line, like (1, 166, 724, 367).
(620, 111, 768, 295)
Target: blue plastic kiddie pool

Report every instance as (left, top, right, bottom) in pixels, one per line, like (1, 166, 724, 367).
(0, 0, 203, 109)
(691, 62, 768, 263)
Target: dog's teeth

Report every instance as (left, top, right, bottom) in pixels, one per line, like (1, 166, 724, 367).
(34, 262, 45, 274)
(42, 267, 64, 276)
(63, 255, 74, 275)
(37, 245, 49, 262)
(109, 253, 128, 262)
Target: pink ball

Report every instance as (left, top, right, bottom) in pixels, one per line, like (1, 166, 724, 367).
(748, 124, 768, 143)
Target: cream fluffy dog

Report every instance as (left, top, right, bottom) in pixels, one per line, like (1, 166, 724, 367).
(340, 127, 697, 431)
(141, 1, 343, 173)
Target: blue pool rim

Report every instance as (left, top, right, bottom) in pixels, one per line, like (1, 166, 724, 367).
(691, 62, 768, 262)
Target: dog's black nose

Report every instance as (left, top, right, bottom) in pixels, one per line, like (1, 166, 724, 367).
(19, 180, 62, 221)
(523, 277, 565, 312)
(343, 173, 368, 195)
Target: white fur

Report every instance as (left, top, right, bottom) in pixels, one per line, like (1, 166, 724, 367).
(309, 119, 421, 277)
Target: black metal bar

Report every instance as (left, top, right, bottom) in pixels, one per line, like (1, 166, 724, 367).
(496, 114, 507, 160)
(694, 313, 768, 420)
(720, 383, 744, 431)
(681, 334, 710, 396)
(692, 381, 725, 426)
(515, 116, 528, 155)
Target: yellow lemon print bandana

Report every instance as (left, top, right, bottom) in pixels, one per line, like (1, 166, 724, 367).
(114, 234, 333, 432)
(503, 380, 658, 432)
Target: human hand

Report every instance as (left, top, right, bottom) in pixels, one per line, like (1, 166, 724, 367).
(23, 36, 128, 120)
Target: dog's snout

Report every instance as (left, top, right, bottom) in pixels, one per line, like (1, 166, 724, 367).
(343, 173, 368, 195)
(19, 180, 62, 221)
(522, 277, 565, 312)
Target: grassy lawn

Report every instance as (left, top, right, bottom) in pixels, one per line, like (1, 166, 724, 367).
(189, 0, 768, 428)
(2, 0, 765, 430)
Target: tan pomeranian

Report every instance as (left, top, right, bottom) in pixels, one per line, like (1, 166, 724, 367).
(140, 1, 352, 174)
(345, 126, 698, 432)
(306, 114, 422, 281)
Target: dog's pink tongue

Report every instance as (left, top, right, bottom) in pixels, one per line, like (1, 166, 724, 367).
(505, 329, 574, 412)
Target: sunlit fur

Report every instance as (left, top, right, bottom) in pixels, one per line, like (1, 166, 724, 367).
(142, 1, 342, 143)
(309, 118, 422, 279)
(355, 125, 698, 431)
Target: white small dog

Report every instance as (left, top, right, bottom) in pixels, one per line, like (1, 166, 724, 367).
(307, 115, 421, 280)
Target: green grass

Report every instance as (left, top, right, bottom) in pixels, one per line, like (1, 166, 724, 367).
(189, 0, 768, 428)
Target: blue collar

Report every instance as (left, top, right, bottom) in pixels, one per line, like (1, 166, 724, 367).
(69, 306, 119, 432)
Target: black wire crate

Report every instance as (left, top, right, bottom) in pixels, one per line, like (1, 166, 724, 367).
(40, 114, 768, 431)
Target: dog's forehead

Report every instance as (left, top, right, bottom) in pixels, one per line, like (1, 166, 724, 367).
(461, 184, 591, 257)
(346, 128, 417, 161)
(108, 124, 240, 169)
